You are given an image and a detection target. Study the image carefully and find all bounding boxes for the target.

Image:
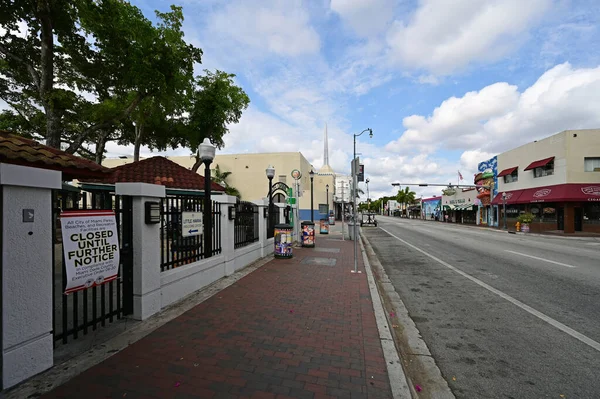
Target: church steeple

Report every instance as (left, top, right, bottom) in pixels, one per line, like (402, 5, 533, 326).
(323, 123, 329, 166)
(319, 123, 335, 175)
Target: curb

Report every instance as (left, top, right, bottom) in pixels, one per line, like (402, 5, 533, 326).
(359, 234, 412, 399)
(361, 231, 455, 399)
(381, 216, 600, 241)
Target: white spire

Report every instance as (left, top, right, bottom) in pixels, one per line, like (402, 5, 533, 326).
(323, 123, 329, 166)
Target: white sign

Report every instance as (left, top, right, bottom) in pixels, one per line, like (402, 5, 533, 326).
(182, 212, 203, 237)
(60, 210, 120, 295)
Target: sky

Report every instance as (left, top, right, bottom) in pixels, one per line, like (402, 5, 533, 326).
(5, 0, 600, 199)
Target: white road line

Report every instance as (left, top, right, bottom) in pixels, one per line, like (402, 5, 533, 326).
(380, 227, 600, 353)
(504, 250, 576, 268)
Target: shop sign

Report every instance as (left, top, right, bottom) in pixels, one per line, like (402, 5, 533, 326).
(449, 199, 466, 205)
(533, 188, 551, 198)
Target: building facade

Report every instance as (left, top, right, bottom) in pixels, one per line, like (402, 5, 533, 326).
(441, 188, 478, 224)
(491, 129, 600, 233)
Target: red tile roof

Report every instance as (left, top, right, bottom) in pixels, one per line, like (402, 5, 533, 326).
(86, 156, 225, 191)
(0, 131, 111, 179)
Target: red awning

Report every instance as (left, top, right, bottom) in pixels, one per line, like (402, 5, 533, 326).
(517, 184, 600, 203)
(497, 167, 518, 177)
(491, 190, 524, 205)
(524, 156, 554, 171)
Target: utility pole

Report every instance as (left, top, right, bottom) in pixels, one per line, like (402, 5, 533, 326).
(341, 181, 345, 241)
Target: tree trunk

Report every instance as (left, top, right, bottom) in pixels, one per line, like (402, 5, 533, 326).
(133, 123, 144, 162)
(39, 2, 59, 148)
(95, 131, 109, 164)
(191, 152, 202, 173)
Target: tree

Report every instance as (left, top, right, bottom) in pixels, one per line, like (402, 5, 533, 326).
(396, 187, 416, 216)
(176, 70, 250, 172)
(0, 1, 202, 157)
(212, 164, 241, 198)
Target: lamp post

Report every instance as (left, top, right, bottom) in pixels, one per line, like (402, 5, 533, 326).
(353, 128, 373, 273)
(266, 165, 275, 235)
(199, 138, 216, 258)
(365, 178, 370, 211)
(309, 169, 315, 222)
(326, 184, 329, 215)
(502, 192, 507, 230)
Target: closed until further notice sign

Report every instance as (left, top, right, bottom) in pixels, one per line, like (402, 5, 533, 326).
(60, 210, 120, 294)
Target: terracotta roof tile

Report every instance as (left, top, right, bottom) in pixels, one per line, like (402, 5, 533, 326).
(85, 156, 225, 192)
(0, 131, 111, 179)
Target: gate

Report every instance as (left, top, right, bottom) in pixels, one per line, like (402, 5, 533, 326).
(52, 187, 133, 345)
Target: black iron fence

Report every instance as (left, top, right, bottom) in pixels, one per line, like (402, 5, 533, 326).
(160, 194, 222, 271)
(266, 205, 282, 239)
(234, 201, 259, 248)
(52, 188, 133, 345)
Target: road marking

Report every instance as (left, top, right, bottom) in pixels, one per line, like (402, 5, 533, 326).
(504, 250, 576, 268)
(380, 227, 600, 353)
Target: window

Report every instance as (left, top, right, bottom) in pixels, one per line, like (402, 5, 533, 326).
(533, 161, 554, 178)
(584, 157, 600, 172)
(583, 203, 600, 224)
(278, 175, 287, 184)
(503, 170, 519, 183)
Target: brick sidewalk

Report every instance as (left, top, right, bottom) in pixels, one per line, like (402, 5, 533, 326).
(42, 232, 393, 399)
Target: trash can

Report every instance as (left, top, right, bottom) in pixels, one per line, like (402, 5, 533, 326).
(274, 224, 293, 258)
(328, 215, 335, 225)
(301, 221, 315, 247)
(348, 222, 358, 241)
(319, 218, 329, 234)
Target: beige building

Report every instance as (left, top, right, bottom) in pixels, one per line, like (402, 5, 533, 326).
(104, 126, 339, 222)
(492, 129, 600, 233)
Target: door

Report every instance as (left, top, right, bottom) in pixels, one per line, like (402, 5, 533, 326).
(574, 207, 583, 232)
(557, 207, 564, 230)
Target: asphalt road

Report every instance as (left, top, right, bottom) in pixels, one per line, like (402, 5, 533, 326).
(363, 216, 600, 399)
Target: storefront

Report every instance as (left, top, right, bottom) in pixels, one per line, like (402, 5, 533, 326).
(492, 184, 600, 233)
(442, 189, 478, 224)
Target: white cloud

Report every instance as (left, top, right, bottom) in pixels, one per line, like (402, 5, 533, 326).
(386, 0, 552, 74)
(418, 74, 439, 85)
(208, 0, 320, 57)
(330, 0, 396, 37)
(385, 63, 600, 183)
(385, 82, 520, 153)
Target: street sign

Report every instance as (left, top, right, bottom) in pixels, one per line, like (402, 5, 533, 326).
(182, 212, 203, 237)
(291, 169, 302, 180)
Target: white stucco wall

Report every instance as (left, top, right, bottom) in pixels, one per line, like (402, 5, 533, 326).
(1, 164, 61, 389)
(497, 129, 600, 193)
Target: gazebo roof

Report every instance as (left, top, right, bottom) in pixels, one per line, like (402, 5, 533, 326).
(84, 156, 225, 191)
(0, 131, 111, 180)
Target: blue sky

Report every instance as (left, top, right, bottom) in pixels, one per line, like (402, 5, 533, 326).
(21, 0, 600, 199)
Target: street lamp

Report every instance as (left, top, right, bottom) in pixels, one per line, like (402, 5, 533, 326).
(365, 178, 370, 211)
(353, 128, 373, 273)
(266, 165, 275, 236)
(199, 138, 216, 258)
(309, 169, 315, 222)
(326, 184, 329, 215)
(502, 192, 507, 230)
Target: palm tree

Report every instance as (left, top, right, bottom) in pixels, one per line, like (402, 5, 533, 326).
(212, 164, 241, 199)
(396, 187, 416, 217)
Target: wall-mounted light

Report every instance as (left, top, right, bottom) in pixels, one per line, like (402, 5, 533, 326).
(228, 205, 236, 220)
(145, 201, 161, 224)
